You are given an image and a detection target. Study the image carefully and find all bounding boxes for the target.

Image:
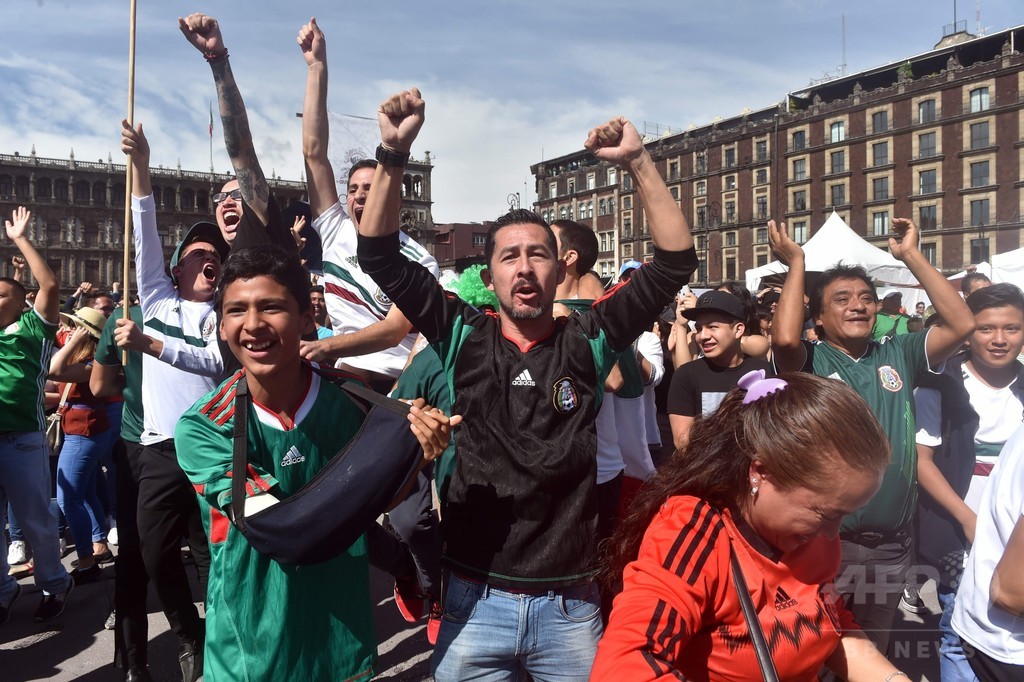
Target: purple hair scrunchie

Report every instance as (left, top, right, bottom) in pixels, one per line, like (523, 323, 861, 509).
(738, 369, 787, 404)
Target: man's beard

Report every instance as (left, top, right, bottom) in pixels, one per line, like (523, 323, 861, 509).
(500, 300, 547, 320)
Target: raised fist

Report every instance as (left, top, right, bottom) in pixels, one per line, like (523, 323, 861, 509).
(297, 17, 326, 67)
(179, 13, 226, 57)
(584, 117, 644, 166)
(377, 89, 425, 154)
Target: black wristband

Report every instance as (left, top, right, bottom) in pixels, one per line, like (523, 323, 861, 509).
(375, 144, 410, 168)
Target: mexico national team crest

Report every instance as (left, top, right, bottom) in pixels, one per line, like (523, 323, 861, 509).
(374, 287, 392, 307)
(201, 315, 216, 340)
(552, 376, 579, 414)
(878, 365, 903, 392)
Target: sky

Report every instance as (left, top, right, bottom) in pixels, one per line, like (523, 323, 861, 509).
(1, 1, 1020, 224)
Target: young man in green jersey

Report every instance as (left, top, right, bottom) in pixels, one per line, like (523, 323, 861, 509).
(174, 245, 457, 681)
(768, 217, 974, 660)
(0, 206, 74, 625)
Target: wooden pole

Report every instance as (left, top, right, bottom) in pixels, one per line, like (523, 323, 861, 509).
(121, 0, 137, 364)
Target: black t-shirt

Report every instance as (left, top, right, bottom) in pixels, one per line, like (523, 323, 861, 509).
(667, 356, 772, 417)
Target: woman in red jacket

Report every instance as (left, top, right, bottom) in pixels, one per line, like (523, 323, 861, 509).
(593, 371, 905, 681)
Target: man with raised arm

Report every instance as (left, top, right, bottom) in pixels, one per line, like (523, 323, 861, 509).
(179, 12, 293, 253)
(768, 217, 974, 658)
(356, 88, 697, 680)
(295, 18, 438, 389)
(0, 207, 74, 625)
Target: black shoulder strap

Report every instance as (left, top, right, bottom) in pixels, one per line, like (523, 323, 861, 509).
(310, 366, 411, 417)
(730, 551, 779, 682)
(231, 374, 250, 532)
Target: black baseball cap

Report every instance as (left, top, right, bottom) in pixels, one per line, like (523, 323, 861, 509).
(682, 290, 745, 322)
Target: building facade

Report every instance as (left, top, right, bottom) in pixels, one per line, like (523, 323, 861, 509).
(531, 25, 1024, 287)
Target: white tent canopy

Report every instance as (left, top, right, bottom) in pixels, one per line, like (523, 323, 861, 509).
(745, 211, 919, 292)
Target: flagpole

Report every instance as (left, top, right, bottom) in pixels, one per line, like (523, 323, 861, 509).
(209, 100, 214, 174)
(121, 0, 137, 364)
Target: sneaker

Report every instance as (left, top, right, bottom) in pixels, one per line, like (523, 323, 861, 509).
(0, 583, 21, 626)
(900, 585, 927, 614)
(7, 540, 29, 566)
(104, 609, 116, 630)
(394, 575, 425, 623)
(33, 578, 73, 622)
(107, 527, 119, 546)
(70, 565, 102, 585)
(426, 600, 443, 646)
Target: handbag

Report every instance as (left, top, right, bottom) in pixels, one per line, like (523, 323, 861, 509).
(730, 550, 780, 682)
(228, 371, 424, 566)
(45, 382, 75, 454)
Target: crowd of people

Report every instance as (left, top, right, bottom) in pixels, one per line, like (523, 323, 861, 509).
(3, 12, 1024, 682)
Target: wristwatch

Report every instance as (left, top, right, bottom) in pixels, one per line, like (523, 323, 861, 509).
(375, 144, 410, 168)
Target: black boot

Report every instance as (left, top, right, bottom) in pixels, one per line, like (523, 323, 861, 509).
(178, 641, 204, 682)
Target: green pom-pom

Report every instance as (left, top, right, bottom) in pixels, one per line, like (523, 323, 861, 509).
(454, 264, 498, 309)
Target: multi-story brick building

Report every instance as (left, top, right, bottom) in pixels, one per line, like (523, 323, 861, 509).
(531, 23, 1024, 286)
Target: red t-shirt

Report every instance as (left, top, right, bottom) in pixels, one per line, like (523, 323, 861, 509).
(592, 496, 857, 681)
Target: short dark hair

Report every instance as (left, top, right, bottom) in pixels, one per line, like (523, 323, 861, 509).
(217, 246, 311, 314)
(966, 282, 1024, 316)
(551, 220, 598, 274)
(962, 272, 992, 295)
(310, 285, 325, 295)
(0, 277, 26, 301)
(484, 209, 557, 267)
(347, 159, 378, 184)
(810, 264, 876, 321)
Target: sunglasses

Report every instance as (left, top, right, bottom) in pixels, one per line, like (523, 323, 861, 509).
(212, 189, 243, 204)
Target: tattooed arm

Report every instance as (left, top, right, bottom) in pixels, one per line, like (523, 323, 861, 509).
(179, 13, 270, 226)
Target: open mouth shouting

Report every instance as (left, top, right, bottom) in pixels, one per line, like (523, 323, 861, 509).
(202, 264, 218, 283)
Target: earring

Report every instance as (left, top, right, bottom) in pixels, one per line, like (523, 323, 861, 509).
(750, 477, 760, 497)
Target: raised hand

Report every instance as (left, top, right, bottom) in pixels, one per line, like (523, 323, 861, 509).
(767, 220, 803, 265)
(114, 317, 148, 352)
(5, 206, 31, 241)
(584, 117, 644, 167)
(889, 218, 920, 262)
(120, 119, 150, 166)
(297, 17, 326, 67)
(377, 88, 425, 154)
(11, 255, 26, 272)
(290, 216, 307, 251)
(178, 13, 226, 56)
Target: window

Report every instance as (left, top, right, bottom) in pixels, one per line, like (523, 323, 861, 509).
(756, 228, 768, 244)
(872, 111, 888, 133)
(725, 201, 736, 224)
(970, 199, 990, 226)
(567, 178, 575, 194)
(695, 151, 707, 174)
(830, 150, 845, 174)
(608, 197, 615, 212)
(587, 173, 595, 190)
(586, 201, 594, 219)
(622, 175, 633, 191)
(472, 234, 486, 247)
(970, 121, 989, 150)
(549, 182, 557, 199)
(971, 238, 990, 264)
(918, 99, 936, 124)
(792, 220, 808, 244)
(567, 205, 574, 220)
(622, 196, 633, 210)
(607, 168, 617, 185)
(725, 232, 737, 247)
(792, 159, 807, 181)
(921, 242, 937, 266)
(872, 141, 889, 166)
(623, 216, 632, 236)
(724, 147, 736, 168)
(793, 190, 807, 212)
(756, 252, 769, 267)
(755, 140, 768, 162)
(696, 235, 707, 251)
(559, 206, 567, 219)
(830, 121, 845, 143)
(792, 130, 806, 151)
(696, 206, 707, 230)
(872, 210, 889, 236)
(725, 175, 736, 190)
(623, 243, 632, 257)
(755, 169, 768, 185)
(668, 161, 679, 180)
(724, 256, 737, 281)
(830, 184, 846, 207)
(919, 205, 937, 231)
(599, 198, 607, 215)
(600, 233, 609, 251)
(670, 186, 680, 200)
(969, 87, 990, 113)
(919, 132, 936, 158)
(970, 161, 990, 188)
(756, 196, 768, 221)
(872, 177, 889, 201)
(919, 169, 936, 195)
(697, 259, 707, 283)
(696, 181, 706, 196)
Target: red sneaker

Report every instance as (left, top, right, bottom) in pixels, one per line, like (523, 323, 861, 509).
(393, 576, 424, 623)
(426, 601, 443, 646)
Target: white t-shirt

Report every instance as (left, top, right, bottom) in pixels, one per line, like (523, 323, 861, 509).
(595, 393, 624, 485)
(313, 201, 439, 378)
(952, 423, 1024, 664)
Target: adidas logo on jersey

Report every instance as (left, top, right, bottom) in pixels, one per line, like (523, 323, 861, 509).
(512, 369, 536, 387)
(774, 586, 798, 611)
(281, 446, 306, 467)
(345, 255, 360, 269)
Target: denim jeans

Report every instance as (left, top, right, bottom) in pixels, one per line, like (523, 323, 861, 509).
(937, 582, 980, 682)
(432, 573, 603, 681)
(0, 431, 71, 599)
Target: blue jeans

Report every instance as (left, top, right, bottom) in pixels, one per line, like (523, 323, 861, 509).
(57, 405, 122, 559)
(0, 431, 71, 598)
(938, 582, 979, 682)
(432, 573, 603, 681)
